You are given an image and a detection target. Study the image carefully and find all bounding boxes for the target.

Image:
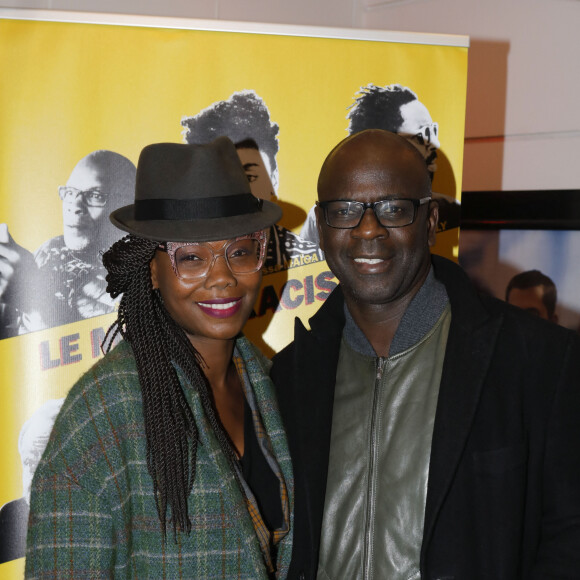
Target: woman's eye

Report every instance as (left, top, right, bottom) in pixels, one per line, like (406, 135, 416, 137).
(178, 251, 204, 263)
(229, 247, 250, 259)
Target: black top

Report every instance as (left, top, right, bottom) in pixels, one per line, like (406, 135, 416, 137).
(240, 397, 283, 531)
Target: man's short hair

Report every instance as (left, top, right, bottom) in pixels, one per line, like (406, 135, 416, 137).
(347, 84, 418, 135)
(181, 90, 279, 174)
(505, 270, 558, 319)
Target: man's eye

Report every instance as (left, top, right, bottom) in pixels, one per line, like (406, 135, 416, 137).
(87, 191, 105, 201)
(333, 205, 358, 218)
(383, 204, 404, 214)
(377, 205, 406, 220)
(245, 173, 258, 183)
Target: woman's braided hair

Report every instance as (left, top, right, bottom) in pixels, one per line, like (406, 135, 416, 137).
(102, 234, 242, 539)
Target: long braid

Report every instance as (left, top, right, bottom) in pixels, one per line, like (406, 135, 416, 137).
(102, 235, 244, 539)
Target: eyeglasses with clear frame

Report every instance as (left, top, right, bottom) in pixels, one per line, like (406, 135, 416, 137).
(58, 186, 109, 207)
(317, 197, 432, 229)
(158, 230, 268, 280)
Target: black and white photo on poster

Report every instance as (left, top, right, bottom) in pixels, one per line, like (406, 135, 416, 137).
(181, 89, 324, 274)
(0, 152, 135, 339)
(299, 83, 461, 245)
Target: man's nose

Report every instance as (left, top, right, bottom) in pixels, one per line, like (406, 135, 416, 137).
(352, 208, 387, 239)
(64, 191, 88, 213)
(428, 133, 440, 150)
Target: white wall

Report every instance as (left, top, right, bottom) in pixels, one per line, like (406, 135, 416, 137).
(2, 0, 579, 192)
(357, 0, 580, 191)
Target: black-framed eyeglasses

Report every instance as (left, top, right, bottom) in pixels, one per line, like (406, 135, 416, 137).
(317, 197, 432, 229)
(58, 186, 109, 207)
(158, 230, 267, 280)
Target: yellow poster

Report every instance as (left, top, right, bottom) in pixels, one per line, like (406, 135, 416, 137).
(0, 11, 467, 574)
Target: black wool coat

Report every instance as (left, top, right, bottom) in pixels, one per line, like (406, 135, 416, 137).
(271, 255, 580, 580)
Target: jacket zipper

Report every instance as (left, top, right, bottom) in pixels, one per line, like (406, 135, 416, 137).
(363, 356, 386, 580)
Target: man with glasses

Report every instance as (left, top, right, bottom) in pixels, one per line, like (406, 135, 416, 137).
(0, 150, 135, 334)
(271, 129, 580, 579)
(300, 83, 459, 245)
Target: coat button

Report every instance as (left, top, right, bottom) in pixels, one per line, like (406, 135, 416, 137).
(298, 573, 305, 580)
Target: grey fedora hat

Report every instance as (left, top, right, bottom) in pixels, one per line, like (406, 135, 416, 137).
(110, 136, 282, 242)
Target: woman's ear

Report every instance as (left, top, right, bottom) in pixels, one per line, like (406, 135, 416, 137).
(150, 254, 159, 290)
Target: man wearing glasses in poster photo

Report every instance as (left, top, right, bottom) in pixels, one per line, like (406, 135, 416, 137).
(300, 83, 460, 246)
(0, 150, 135, 337)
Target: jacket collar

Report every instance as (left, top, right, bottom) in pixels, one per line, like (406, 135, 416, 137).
(342, 266, 449, 357)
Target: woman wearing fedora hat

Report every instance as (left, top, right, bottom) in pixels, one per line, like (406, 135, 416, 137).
(25, 138, 293, 579)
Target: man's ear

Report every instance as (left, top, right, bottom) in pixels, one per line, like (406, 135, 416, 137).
(427, 199, 439, 248)
(315, 205, 325, 253)
(150, 254, 159, 290)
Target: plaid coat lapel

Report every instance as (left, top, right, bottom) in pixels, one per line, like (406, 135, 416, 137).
(175, 335, 293, 579)
(178, 368, 268, 578)
(235, 335, 294, 577)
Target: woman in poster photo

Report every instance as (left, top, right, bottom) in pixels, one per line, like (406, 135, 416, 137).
(25, 138, 293, 579)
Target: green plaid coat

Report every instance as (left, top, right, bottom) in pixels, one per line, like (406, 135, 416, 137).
(25, 337, 293, 579)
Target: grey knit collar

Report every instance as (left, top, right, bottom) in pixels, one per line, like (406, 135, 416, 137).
(343, 265, 449, 357)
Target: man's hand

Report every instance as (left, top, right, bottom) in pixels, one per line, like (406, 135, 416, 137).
(0, 223, 38, 307)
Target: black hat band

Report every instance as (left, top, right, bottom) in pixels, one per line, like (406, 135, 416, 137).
(135, 193, 263, 221)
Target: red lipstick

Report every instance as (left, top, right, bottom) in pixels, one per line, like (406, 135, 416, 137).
(196, 297, 243, 318)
